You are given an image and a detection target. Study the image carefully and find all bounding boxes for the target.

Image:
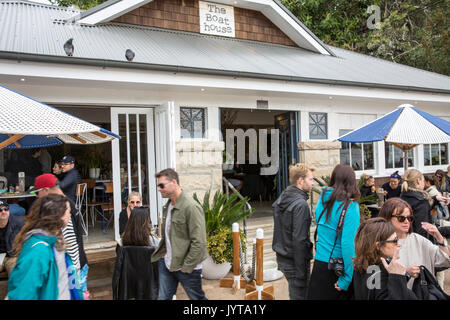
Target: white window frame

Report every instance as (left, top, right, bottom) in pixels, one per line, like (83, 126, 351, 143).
(423, 142, 450, 169)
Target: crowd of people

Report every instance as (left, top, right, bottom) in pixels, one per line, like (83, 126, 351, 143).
(1, 167, 207, 300)
(1, 157, 450, 300)
(272, 163, 450, 300)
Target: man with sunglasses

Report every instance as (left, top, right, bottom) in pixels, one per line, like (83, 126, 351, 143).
(0, 200, 25, 276)
(151, 168, 208, 300)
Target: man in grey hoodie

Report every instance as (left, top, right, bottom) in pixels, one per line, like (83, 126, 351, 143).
(272, 163, 315, 300)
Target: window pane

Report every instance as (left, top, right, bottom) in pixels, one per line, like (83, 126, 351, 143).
(424, 144, 431, 166)
(180, 107, 205, 139)
(394, 146, 403, 168)
(363, 143, 374, 170)
(339, 129, 351, 165)
(351, 143, 363, 171)
(309, 112, 327, 139)
(385, 143, 393, 169)
(431, 144, 440, 165)
(441, 144, 448, 165)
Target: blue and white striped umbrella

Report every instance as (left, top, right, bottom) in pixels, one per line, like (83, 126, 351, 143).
(0, 84, 120, 149)
(338, 104, 450, 170)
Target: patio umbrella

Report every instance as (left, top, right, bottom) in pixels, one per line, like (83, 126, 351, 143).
(0, 84, 120, 150)
(338, 104, 450, 171)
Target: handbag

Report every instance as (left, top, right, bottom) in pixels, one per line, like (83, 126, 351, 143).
(411, 265, 449, 300)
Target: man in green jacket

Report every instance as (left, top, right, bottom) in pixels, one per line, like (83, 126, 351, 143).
(151, 168, 208, 300)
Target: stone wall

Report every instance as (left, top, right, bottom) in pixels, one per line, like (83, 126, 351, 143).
(298, 140, 342, 180)
(176, 140, 224, 202)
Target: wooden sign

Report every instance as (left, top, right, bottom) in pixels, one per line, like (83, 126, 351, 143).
(199, 1, 235, 38)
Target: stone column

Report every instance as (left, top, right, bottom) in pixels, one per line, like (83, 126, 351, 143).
(175, 140, 224, 202)
(297, 141, 341, 178)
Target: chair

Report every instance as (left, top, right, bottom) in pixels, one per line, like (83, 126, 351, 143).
(98, 182, 114, 234)
(112, 245, 159, 300)
(75, 183, 88, 236)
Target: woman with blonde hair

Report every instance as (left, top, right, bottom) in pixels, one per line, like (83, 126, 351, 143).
(119, 191, 142, 235)
(400, 169, 449, 242)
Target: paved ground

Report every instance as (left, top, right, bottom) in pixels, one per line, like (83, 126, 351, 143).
(175, 273, 290, 300)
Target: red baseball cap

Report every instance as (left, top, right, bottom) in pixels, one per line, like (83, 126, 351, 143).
(34, 174, 58, 190)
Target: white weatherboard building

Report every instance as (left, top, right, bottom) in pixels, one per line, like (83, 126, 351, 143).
(0, 0, 449, 244)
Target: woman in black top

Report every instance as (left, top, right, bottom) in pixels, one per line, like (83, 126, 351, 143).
(360, 174, 379, 218)
(353, 218, 417, 300)
(382, 171, 402, 200)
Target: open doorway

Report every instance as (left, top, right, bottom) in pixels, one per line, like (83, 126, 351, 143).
(220, 108, 299, 217)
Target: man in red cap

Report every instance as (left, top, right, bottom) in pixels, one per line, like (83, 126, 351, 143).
(34, 174, 87, 271)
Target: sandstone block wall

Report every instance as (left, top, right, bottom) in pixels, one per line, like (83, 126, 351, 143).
(176, 140, 224, 202)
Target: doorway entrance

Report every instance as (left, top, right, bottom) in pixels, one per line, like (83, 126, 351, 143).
(220, 108, 299, 209)
(111, 108, 157, 242)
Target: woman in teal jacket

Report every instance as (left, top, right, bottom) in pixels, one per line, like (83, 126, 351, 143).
(307, 164, 360, 300)
(7, 193, 81, 300)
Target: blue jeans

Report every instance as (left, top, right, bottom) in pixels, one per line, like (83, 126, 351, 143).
(157, 259, 207, 300)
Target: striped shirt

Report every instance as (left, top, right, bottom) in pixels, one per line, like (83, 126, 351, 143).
(62, 217, 80, 270)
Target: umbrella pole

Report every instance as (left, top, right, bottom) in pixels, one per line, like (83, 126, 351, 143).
(404, 149, 409, 172)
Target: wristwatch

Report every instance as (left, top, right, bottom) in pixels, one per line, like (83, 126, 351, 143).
(437, 238, 448, 247)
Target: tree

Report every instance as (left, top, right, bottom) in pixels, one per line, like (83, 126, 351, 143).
(281, 0, 450, 76)
(50, 0, 107, 10)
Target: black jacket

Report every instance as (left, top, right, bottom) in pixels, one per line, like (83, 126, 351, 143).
(112, 245, 159, 300)
(360, 185, 378, 204)
(2, 214, 25, 257)
(353, 264, 418, 300)
(119, 209, 128, 236)
(400, 190, 436, 243)
(381, 182, 402, 200)
(69, 198, 88, 268)
(59, 168, 81, 202)
(272, 185, 313, 281)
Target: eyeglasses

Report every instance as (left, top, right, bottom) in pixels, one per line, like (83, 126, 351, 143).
(381, 237, 399, 244)
(0, 207, 9, 212)
(157, 182, 172, 189)
(392, 215, 414, 223)
(129, 201, 141, 205)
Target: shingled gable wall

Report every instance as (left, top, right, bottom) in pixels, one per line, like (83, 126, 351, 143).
(112, 0, 297, 47)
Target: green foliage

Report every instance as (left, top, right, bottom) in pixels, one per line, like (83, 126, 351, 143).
(193, 190, 254, 236)
(50, 0, 107, 10)
(281, 0, 450, 76)
(206, 225, 246, 264)
(193, 190, 254, 264)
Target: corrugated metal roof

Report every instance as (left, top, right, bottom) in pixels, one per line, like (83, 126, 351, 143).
(1, 0, 450, 93)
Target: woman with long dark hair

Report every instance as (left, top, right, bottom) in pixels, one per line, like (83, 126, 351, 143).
(307, 164, 361, 300)
(353, 217, 418, 300)
(121, 207, 159, 247)
(7, 194, 82, 300)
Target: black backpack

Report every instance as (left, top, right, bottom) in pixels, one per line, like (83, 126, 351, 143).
(412, 265, 450, 300)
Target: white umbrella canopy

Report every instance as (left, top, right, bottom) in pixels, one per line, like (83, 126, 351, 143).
(0, 84, 120, 149)
(338, 104, 450, 171)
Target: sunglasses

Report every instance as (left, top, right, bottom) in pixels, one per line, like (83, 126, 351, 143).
(392, 215, 414, 223)
(381, 237, 399, 244)
(0, 207, 9, 212)
(157, 182, 172, 189)
(129, 201, 141, 205)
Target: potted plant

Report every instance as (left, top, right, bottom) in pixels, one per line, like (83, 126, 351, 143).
(193, 190, 254, 279)
(87, 153, 102, 179)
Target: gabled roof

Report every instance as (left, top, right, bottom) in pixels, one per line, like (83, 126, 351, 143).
(69, 0, 334, 55)
(0, 0, 449, 94)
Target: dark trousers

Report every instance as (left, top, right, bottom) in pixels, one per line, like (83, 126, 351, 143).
(307, 260, 353, 300)
(157, 259, 207, 300)
(276, 254, 310, 300)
